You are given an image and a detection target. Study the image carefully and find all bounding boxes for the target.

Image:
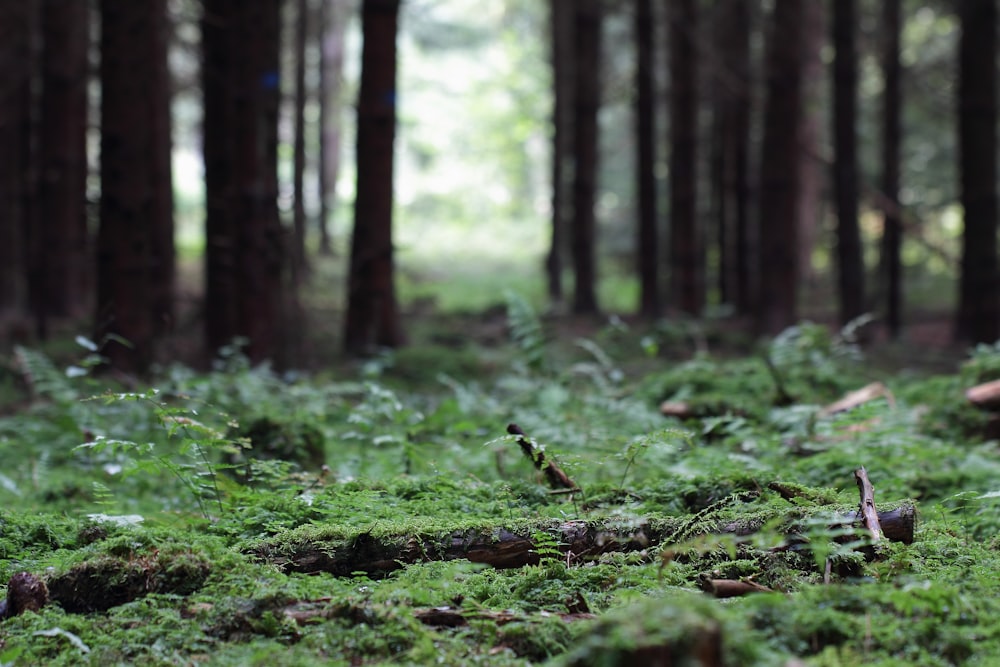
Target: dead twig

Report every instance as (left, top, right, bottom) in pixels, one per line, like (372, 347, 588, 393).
(854, 467, 883, 543)
(506, 423, 579, 491)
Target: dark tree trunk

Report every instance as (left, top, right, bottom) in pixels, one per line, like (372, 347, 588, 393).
(291, 0, 309, 284)
(635, 0, 658, 318)
(547, 0, 573, 309)
(344, 0, 403, 354)
(756, 0, 804, 335)
(669, 0, 700, 315)
(318, 0, 347, 257)
(879, 0, 903, 339)
(956, 0, 999, 343)
(830, 0, 865, 325)
(203, 0, 285, 363)
(796, 1, 824, 288)
(0, 1, 35, 315)
(97, 0, 173, 373)
(711, 0, 752, 315)
(35, 0, 90, 328)
(570, 0, 601, 315)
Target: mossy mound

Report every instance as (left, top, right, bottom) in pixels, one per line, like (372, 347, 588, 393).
(47, 549, 211, 613)
(227, 416, 326, 477)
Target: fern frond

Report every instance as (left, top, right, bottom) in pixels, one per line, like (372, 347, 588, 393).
(14, 346, 78, 404)
(503, 290, 549, 372)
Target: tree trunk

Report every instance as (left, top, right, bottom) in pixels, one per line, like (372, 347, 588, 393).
(669, 0, 700, 315)
(879, 0, 903, 339)
(795, 0, 823, 289)
(547, 0, 573, 310)
(831, 0, 865, 325)
(203, 0, 286, 364)
(291, 0, 309, 284)
(711, 0, 752, 316)
(756, 0, 804, 335)
(635, 0, 658, 318)
(0, 1, 35, 316)
(318, 0, 348, 257)
(956, 0, 999, 343)
(344, 0, 404, 354)
(97, 0, 173, 373)
(570, 0, 601, 315)
(35, 0, 90, 328)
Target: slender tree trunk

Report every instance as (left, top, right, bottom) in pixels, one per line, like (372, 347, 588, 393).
(203, 0, 239, 357)
(669, 0, 700, 315)
(291, 0, 309, 284)
(318, 0, 347, 257)
(203, 0, 286, 363)
(796, 0, 823, 287)
(635, 0, 658, 317)
(547, 0, 573, 309)
(344, 0, 403, 354)
(711, 0, 752, 316)
(0, 1, 35, 315)
(831, 0, 865, 325)
(756, 0, 804, 334)
(570, 0, 601, 315)
(880, 0, 903, 339)
(97, 0, 173, 373)
(956, 0, 999, 343)
(36, 0, 90, 326)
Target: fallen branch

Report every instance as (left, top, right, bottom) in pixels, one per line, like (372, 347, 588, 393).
(270, 599, 597, 627)
(506, 423, 579, 491)
(820, 382, 894, 417)
(854, 467, 883, 543)
(700, 578, 773, 598)
(251, 503, 915, 577)
(967, 379, 1000, 411)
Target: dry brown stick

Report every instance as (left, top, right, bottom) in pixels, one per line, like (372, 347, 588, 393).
(967, 379, 1000, 410)
(855, 467, 883, 543)
(506, 423, 579, 491)
(700, 578, 773, 599)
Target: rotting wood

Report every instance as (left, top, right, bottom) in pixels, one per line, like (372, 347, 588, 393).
(854, 467, 883, 543)
(966, 379, 1000, 410)
(506, 423, 579, 491)
(274, 600, 596, 627)
(252, 504, 915, 577)
(0, 572, 48, 621)
(819, 381, 894, 417)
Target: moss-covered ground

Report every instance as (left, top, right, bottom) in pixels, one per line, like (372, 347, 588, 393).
(3, 310, 1000, 665)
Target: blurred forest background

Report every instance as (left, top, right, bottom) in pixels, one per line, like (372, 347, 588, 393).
(0, 0, 997, 374)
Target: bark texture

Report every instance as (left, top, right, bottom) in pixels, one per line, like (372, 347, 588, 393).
(97, 0, 173, 372)
(756, 0, 804, 334)
(344, 0, 404, 353)
(956, 0, 999, 343)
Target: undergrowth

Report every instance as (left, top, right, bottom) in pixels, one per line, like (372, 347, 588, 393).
(1, 313, 1000, 665)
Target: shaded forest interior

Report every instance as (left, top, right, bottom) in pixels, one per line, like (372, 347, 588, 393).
(0, 0, 997, 375)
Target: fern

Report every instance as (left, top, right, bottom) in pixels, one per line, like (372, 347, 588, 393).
(14, 346, 78, 404)
(504, 290, 549, 373)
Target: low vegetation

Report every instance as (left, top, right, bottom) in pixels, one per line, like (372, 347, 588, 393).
(1, 300, 1000, 665)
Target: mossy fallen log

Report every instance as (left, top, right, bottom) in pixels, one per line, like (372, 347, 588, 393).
(250, 502, 915, 576)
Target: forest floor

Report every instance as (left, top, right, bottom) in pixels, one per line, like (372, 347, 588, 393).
(1, 294, 1000, 665)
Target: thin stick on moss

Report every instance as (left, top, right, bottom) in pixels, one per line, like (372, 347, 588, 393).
(506, 423, 579, 491)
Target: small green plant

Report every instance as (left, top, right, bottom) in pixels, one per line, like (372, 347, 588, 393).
(504, 290, 549, 373)
(75, 389, 236, 518)
(618, 429, 690, 490)
(530, 530, 563, 565)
